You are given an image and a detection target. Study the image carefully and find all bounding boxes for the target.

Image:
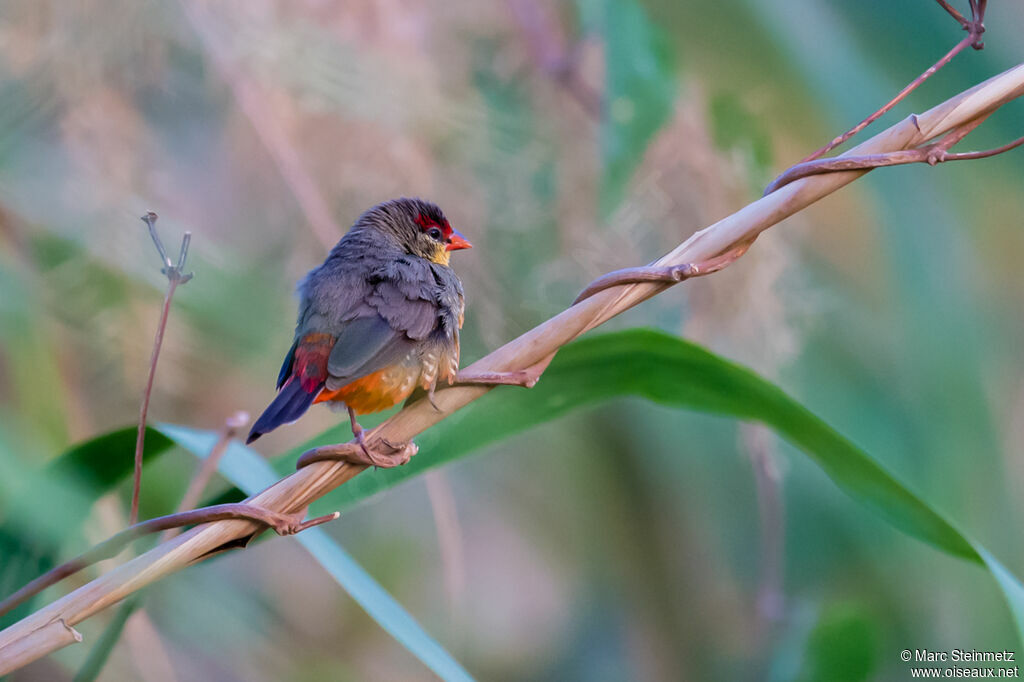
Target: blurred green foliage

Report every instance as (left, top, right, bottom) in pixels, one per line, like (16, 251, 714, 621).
(578, 0, 677, 216)
(0, 428, 171, 628)
(709, 92, 774, 189)
(160, 423, 475, 682)
(798, 602, 878, 682)
(2, 0, 1024, 679)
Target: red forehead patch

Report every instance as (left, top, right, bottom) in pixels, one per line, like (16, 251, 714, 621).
(414, 213, 453, 238)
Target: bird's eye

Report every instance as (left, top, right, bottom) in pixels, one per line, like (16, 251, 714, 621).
(427, 227, 443, 241)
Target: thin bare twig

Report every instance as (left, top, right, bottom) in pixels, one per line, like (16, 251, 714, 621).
(0, 504, 338, 620)
(5, 411, 324, 623)
(935, 0, 971, 29)
(131, 213, 193, 527)
(765, 111, 1023, 194)
(572, 240, 753, 304)
(162, 412, 249, 541)
(801, 0, 986, 162)
(2, 59, 1023, 676)
(77, 411, 250, 682)
(940, 133, 1024, 161)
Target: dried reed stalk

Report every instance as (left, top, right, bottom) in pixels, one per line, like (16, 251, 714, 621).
(1, 61, 1022, 675)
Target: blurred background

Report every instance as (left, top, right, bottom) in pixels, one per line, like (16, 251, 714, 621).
(2, 0, 1024, 680)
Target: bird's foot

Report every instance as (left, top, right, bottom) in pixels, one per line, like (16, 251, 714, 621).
(296, 438, 419, 470)
(346, 406, 389, 467)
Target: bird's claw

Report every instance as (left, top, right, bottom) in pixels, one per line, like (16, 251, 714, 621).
(373, 439, 418, 468)
(427, 385, 442, 412)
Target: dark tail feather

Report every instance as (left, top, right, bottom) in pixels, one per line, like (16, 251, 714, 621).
(247, 378, 320, 443)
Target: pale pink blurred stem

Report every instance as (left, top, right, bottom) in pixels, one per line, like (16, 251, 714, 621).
(161, 411, 249, 541)
(741, 424, 785, 643)
(507, 0, 602, 117)
(125, 609, 179, 682)
(425, 472, 466, 628)
(179, 1, 340, 250)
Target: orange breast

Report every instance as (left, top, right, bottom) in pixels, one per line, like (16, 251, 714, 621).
(314, 362, 422, 415)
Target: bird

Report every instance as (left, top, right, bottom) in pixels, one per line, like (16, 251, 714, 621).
(247, 197, 536, 469)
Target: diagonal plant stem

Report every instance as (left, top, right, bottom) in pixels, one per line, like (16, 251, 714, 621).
(765, 113, 1024, 194)
(572, 240, 754, 304)
(0, 504, 338, 620)
(72, 593, 144, 682)
(75, 411, 251, 681)
(162, 412, 249, 541)
(801, 0, 986, 163)
(5, 415, 307, 623)
(1, 61, 1023, 676)
(182, 0, 475, 590)
(131, 213, 193, 526)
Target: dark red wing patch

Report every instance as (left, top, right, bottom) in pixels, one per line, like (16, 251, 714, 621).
(294, 332, 335, 392)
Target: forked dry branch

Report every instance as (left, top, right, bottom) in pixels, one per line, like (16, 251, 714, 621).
(0, 57, 1022, 677)
(801, 0, 987, 162)
(129, 213, 192, 526)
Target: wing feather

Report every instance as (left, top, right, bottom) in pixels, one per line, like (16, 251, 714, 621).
(301, 250, 464, 391)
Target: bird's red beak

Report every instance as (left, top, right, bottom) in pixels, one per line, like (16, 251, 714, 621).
(446, 229, 472, 251)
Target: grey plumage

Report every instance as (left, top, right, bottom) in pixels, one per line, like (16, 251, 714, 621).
(249, 197, 468, 444)
(295, 199, 465, 389)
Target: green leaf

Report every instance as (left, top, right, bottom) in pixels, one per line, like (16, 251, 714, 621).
(31, 330, 1024, 648)
(268, 329, 1023, 639)
(580, 0, 677, 216)
(293, 331, 960, 559)
(46, 427, 173, 505)
(157, 423, 474, 682)
(976, 547, 1024, 638)
(798, 602, 878, 682)
(0, 427, 174, 628)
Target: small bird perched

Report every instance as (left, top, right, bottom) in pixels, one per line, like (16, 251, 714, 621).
(248, 197, 534, 468)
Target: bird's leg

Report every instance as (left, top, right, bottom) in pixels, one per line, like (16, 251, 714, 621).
(427, 382, 441, 411)
(294, 404, 418, 470)
(347, 405, 374, 460)
(347, 405, 401, 468)
(298, 363, 543, 470)
(572, 240, 754, 304)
